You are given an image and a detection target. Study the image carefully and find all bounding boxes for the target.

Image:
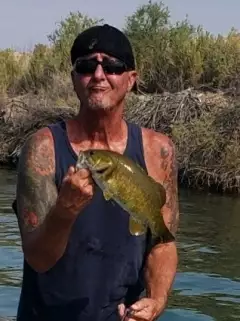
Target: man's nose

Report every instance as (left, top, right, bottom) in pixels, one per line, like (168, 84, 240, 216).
(92, 64, 106, 81)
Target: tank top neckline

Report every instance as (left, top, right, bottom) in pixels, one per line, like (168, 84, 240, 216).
(59, 120, 132, 161)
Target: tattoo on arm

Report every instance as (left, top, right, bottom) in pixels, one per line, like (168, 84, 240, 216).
(16, 129, 58, 236)
(160, 140, 179, 236)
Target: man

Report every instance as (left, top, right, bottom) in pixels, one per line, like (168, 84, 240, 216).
(14, 24, 179, 321)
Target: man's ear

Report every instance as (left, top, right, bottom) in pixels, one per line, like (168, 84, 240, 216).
(127, 71, 138, 92)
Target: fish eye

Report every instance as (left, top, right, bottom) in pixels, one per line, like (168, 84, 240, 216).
(89, 151, 94, 156)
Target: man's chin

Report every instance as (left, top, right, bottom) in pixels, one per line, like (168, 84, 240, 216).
(88, 104, 112, 111)
(87, 99, 113, 111)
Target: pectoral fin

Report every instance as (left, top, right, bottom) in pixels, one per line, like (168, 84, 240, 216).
(76, 152, 88, 170)
(129, 216, 146, 236)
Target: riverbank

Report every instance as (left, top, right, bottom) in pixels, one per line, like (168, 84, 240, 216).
(2, 2, 240, 194)
(1, 88, 240, 194)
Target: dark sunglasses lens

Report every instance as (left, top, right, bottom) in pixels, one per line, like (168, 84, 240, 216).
(103, 60, 127, 74)
(75, 60, 98, 74)
(75, 58, 127, 75)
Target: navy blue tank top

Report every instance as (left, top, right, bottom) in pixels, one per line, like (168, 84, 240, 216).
(16, 120, 151, 321)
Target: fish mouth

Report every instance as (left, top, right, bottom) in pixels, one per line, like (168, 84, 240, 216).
(76, 152, 88, 170)
(76, 150, 111, 176)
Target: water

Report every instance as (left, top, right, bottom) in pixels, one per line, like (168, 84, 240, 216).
(0, 169, 239, 320)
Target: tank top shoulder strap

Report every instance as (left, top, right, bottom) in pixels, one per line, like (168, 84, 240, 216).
(125, 121, 147, 172)
(47, 120, 77, 189)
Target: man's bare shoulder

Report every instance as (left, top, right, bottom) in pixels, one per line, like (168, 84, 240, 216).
(19, 126, 55, 175)
(21, 126, 54, 155)
(142, 126, 173, 143)
(16, 126, 57, 234)
(141, 127, 175, 161)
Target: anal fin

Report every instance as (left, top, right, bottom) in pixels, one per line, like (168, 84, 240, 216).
(129, 216, 146, 236)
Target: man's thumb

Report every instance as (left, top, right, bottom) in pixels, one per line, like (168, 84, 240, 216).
(118, 303, 126, 317)
(131, 298, 149, 311)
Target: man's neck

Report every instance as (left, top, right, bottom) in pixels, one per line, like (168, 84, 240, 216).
(71, 105, 127, 151)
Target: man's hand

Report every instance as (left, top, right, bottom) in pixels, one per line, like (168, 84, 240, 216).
(118, 297, 166, 321)
(56, 166, 94, 219)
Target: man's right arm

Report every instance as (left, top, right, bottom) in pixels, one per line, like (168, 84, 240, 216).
(16, 127, 72, 272)
(16, 127, 93, 273)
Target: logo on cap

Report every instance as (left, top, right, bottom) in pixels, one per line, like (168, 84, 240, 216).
(88, 38, 98, 49)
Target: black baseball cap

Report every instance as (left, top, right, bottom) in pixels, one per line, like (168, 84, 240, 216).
(70, 24, 137, 91)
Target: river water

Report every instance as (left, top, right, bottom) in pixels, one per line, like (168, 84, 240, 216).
(0, 168, 239, 320)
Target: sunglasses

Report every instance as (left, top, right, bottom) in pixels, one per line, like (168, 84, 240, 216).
(73, 57, 131, 75)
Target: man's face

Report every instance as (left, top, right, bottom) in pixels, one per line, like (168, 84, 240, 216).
(71, 53, 137, 111)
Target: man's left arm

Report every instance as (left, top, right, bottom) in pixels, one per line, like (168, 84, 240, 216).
(119, 136, 179, 320)
(144, 136, 179, 308)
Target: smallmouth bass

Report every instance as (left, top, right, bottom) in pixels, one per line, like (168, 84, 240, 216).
(76, 149, 175, 243)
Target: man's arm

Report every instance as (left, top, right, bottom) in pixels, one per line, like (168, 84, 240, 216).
(118, 133, 179, 320)
(16, 128, 76, 273)
(145, 134, 179, 310)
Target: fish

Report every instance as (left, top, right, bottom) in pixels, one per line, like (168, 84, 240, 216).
(76, 149, 175, 243)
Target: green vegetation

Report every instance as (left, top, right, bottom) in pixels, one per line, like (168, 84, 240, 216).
(2, 1, 240, 96)
(1, 1, 240, 193)
(0, 12, 102, 99)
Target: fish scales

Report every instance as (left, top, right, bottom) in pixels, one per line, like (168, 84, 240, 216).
(105, 158, 163, 231)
